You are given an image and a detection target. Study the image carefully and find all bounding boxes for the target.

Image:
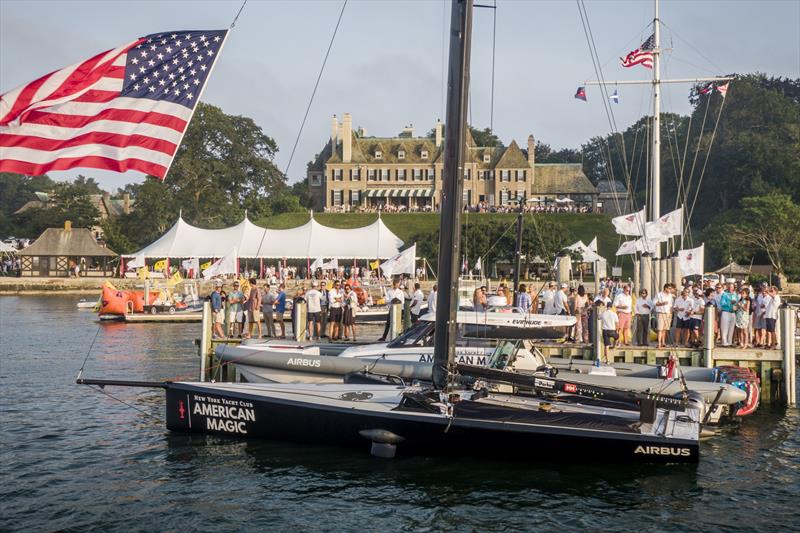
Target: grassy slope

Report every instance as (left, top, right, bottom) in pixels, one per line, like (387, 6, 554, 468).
(260, 212, 626, 272)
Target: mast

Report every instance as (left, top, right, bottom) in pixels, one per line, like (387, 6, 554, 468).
(512, 192, 524, 304)
(651, 0, 661, 236)
(432, 0, 473, 390)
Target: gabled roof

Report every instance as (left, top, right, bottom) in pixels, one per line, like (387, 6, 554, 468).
(532, 164, 596, 194)
(327, 134, 441, 165)
(494, 140, 530, 169)
(18, 228, 117, 257)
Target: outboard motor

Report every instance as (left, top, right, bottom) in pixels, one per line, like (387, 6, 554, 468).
(685, 390, 707, 424)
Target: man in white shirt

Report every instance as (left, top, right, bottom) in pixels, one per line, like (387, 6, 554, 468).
(327, 280, 343, 340)
(634, 288, 653, 347)
(553, 283, 570, 316)
(540, 282, 556, 314)
(600, 306, 619, 363)
(427, 284, 438, 314)
(410, 282, 425, 323)
(673, 288, 694, 347)
(654, 284, 674, 348)
(612, 284, 633, 345)
(593, 287, 612, 307)
(690, 289, 706, 345)
(379, 279, 406, 341)
(305, 281, 323, 340)
(764, 286, 781, 349)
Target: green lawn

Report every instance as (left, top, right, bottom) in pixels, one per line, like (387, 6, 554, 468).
(259, 212, 630, 275)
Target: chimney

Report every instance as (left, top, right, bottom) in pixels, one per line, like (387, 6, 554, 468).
(64, 220, 72, 231)
(527, 134, 535, 167)
(435, 119, 443, 148)
(342, 112, 353, 163)
(331, 114, 338, 145)
(123, 193, 131, 214)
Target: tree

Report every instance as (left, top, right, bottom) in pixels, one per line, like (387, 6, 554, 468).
(535, 142, 581, 164)
(426, 125, 504, 147)
(717, 195, 800, 275)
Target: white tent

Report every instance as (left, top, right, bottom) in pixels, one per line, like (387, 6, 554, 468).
(0, 241, 17, 253)
(125, 215, 404, 259)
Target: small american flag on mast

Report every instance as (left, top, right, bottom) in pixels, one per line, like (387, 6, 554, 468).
(0, 29, 227, 180)
(620, 33, 655, 69)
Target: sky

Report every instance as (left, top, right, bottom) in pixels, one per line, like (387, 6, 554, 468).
(1, 0, 798, 191)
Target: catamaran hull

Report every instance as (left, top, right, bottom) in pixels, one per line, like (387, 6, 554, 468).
(164, 382, 699, 463)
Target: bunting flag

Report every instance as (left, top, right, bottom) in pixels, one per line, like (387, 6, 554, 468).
(611, 208, 646, 236)
(609, 90, 620, 103)
(678, 244, 705, 276)
(620, 33, 655, 69)
(309, 256, 323, 271)
(717, 82, 729, 98)
(574, 86, 587, 101)
(381, 244, 416, 278)
(153, 259, 167, 271)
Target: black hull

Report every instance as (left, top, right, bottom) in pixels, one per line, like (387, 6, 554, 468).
(165, 383, 699, 464)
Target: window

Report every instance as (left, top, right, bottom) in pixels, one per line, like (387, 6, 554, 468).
(427, 168, 435, 180)
(499, 190, 509, 205)
(516, 190, 525, 202)
(413, 168, 422, 181)
(380, 169, 390, 181)
(464, 168, 471, 180)
(483, 154, 491, 163)
(368, 168, 376, 181)
(351, 168, 360, 181)
(398, 150, 406, 160)
(332, 190, 343, 206)
(516, 170, 526, 182)
(462, 190, 470, 204)
(333, 169, 343, 181)
(421, 150, 429, 159)
(310, 173, 322, 186)
(374, 150, 382, 159)
(350, 190, 361, 205)
(397, 169, 407, 181)
(500, 170, 511, 182)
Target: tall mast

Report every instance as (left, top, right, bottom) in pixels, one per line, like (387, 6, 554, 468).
(432, 0, 473, 390)
(651, 0, 661, 257)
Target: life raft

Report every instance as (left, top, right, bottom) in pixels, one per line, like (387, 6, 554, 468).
(715, 365, 760, 417)
(99, 286, 159, 316)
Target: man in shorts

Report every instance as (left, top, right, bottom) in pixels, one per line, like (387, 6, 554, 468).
(600, 304, 619, 363)
(327, 280, 343, 340)
(673, 287, 694, 347)
(210, 281, 225, 338)
(654, 284, 674, 348)
(306, 281, 323, 340)
(228, 281, 244, 338)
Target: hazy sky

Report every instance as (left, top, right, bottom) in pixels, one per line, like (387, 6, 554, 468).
(2, 0, 798, 190)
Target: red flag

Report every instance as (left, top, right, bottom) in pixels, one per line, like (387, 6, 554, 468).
(574, 86, 587, 102)
(620, 34, 655, 69)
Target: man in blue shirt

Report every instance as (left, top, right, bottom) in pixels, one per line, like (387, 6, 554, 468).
(718, 282, 739, 346)
(274, 283, 287, 338)
(210, 281, 225, 338)
(515, 283, 532, 312)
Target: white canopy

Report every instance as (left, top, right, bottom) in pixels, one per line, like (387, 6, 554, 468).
(125, 215, 404, 259)
(0, 241, 17, 253)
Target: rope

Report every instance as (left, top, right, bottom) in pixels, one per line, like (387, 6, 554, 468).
(686, 92, 728, 229)
(229, 0, 248, 29)
(87, 385, 164, 422)
(76, 325, 102, 380)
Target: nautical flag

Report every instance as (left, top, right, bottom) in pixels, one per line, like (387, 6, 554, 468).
(615, 238, 657, 256)
(588, 236, 598, 253)
(153, 259, 167, 271)
(127, 253, 145, 270)
(168, 270, 183, 285)
(609, 90, 620, 103)
(678, 244, 705, 276)
(321, 258, 339, 270)
(0, 30, 227, 179)
(611, 208, 646, 236)
(655, 206, 683, 238)
(574, 86, 587, 101)
(620, 33, 655, 69)
(475, 256, 482, 272)
(717, 82, 729, 98)
(698, 83, 714, 95)
(202, 247, 237, 279)
(381, 244, 416, 278)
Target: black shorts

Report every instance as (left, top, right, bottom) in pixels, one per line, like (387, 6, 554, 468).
(678, 318, 692, 330)
(690, 318, 702, 330)
(602, 330, 619, 345)
(307, 312, 321, 324)
(765, 317, 776, 333)
(329, 307, 342, 322)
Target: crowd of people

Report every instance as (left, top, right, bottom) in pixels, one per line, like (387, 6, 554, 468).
(321, 201, 599, 214)
(1, 256, 21, 276)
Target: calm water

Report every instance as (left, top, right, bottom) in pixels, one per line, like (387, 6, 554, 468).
(1, 295, 798, 531)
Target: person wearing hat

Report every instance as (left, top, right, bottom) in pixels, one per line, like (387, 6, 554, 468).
(228, 280, 244, 338)
(210, 281, 225, 339)
(306, 281, 323, 340)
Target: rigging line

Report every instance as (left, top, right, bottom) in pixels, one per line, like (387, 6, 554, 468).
(88, 385, 164, 422)
(229, 0, 248, 29)
(489, 0, 497, 133)
(76, 325, 102, 379)
(683, 93, 712, 218)
(282, 0, 348, 179)
(660, 21, 725, 73)
(687, 94, 728, 229)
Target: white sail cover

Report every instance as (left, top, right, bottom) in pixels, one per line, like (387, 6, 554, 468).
(124, 216, 403, 259)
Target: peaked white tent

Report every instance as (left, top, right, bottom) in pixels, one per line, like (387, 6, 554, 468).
(125, 215, 404, 259)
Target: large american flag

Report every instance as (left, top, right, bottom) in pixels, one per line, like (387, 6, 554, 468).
(620, 33, 655, 69)
(0, 29, 227, 180)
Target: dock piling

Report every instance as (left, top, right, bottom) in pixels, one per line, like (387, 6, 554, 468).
(779, 307, 796, 406)
(388, 302, 403, 340)
(200, 301, 211, 382)
(703, 304, 715, 368)
(593, 306, 604, 362)
(293, 300, 307, 341)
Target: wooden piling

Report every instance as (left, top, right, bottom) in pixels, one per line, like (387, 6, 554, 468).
(199, 301, 211, 382)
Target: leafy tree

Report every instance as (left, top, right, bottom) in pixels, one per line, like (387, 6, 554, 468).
(535, 142, 581, 164)
(12, 182, 100, 237)
(426, 125, 504, 147)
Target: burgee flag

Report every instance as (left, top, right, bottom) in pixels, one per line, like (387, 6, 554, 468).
(717, 82, 730, 98)
(0, 30, 227, 179)
(678, 244, 705, 276)
(615, 238, 657, 256)
(611, 208, 646, 236)
(381, 244, 416, 278)
(574, 86, 587, 101)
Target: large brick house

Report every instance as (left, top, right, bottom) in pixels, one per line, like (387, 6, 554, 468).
(307, 113, 597, 211)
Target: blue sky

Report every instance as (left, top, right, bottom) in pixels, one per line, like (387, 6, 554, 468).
(1, 0, 798, 190)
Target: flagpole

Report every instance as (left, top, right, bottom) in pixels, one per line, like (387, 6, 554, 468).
(652, 0, 661, 256)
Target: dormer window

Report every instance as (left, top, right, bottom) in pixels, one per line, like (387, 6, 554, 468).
(483, 154, 491, 163)
(421, 150, 429, 159)
(398, 150, 406, 160)
(374, 150, 382, 159)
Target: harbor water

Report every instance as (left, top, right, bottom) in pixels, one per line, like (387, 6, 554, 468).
(1, 295, 798, 531)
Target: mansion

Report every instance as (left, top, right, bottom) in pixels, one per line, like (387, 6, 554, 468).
(307, 113, 602, 212)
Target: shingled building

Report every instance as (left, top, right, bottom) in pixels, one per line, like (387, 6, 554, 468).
(307, 113, 597, 211)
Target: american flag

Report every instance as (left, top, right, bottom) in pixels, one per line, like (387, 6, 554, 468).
(620, 33, 655, 69)
(0, 30, 227, 180)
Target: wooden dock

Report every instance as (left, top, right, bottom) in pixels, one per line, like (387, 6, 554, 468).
(123, 312, 202, 323)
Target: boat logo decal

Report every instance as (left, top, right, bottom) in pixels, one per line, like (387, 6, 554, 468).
(534, 378, 555, 389)
(286, 357, 321, 368)
(178, 400, 186, 420)
(564, 383, 577, 393)
(191, 394, 256, 435)
(340, 392, 374, 402)
(634, 445, 692, 457)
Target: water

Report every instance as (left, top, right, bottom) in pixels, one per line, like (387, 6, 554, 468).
(1, 295, 798, 531)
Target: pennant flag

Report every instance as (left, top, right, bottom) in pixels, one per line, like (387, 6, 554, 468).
(199, 261, 212, 271)
(202, 247, 237, 279)
(475, 256, 482, 272)
(609, 89, 620, 103)
(127, 253, 145, 270)
(381, 244, 416, 278)
(588, 236, 598, 252)
(309, 256, 323, 271)
(0, 30, 228, 179)
(611, 208, 646, 236)
(574, 86, 587, 101)
(678, 244, 705, 276)
(717, 82, 729, 98)
(698, 83, 714, 95)
(620, 33, 655, 69)
(168, 270, 183, 286)
(369, 260, 380, 270)
(153, 259, 167, 271)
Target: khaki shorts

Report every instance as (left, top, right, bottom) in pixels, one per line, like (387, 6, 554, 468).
(656, 313, 672, 331)
(248, 310, 262, 322)
(213, 310, 224, 324)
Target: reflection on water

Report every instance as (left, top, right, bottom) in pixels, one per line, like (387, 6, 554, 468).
(1, 295, 798, 530)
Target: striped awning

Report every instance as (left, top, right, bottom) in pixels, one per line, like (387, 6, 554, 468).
(365, 189, 434, 198)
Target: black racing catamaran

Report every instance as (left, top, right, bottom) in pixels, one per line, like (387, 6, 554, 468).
(79, 0, 702, 463)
